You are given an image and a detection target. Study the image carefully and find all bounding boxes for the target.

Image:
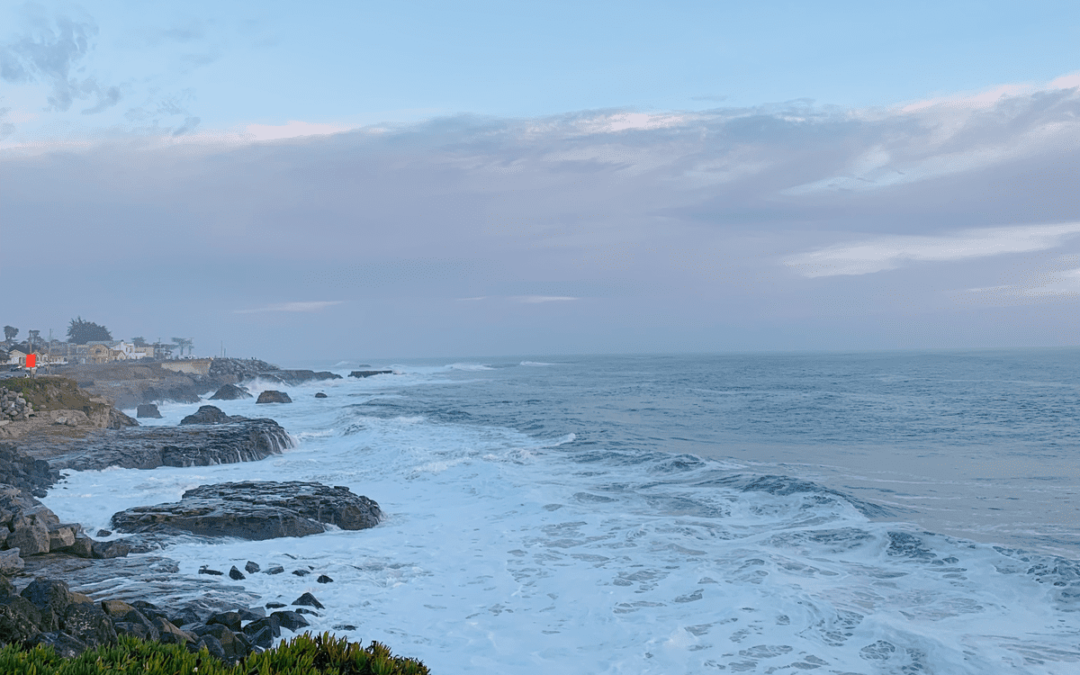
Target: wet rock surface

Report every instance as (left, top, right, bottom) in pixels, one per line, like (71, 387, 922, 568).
(136, 403, 162, 418)
(180, 405, 245, 425)
(0, 442, 61, 497)
(256, 390, 292, 404)
(349, 370, 393, 378)
(111, 481, 382, 540)
(208, 384, 252, 400)
(41, 418, 293, 472)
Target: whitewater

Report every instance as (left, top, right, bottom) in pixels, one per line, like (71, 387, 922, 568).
(40, 351, 1080, 674)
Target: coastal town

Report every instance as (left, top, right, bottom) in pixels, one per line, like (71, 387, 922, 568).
(2, 318, 194, 371)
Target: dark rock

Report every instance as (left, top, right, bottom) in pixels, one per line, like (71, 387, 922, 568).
(334, 624, 357, 631)
(265, 602, 286, 609)
(48, 523, 79, 551)
(292, 568, 310, 577)
(244, 560, 260, 574)
(154, 617, 193, 645)
(237, 607, 264, 622)
(116, 608, 158, 641)
(191, 634, 226, 660)
(246, 624, 274, 648)
(27, 631, 88, 658)
(91, 539, 131, 559)
(21, 577, 75, 631)
(228, 566, 245, 580)
(111, 481, 382, 540)
(9, 517, 51, 556)
(199, 566, 224, 576)
(62, 601, 117, 647)
(46, 418, 294, 472)
(294, 608, 319, 616)
(244, 615, 280, 642)
(271, 610, 309, 632)
(131, 600, 167, 622)
(207, 610, 243, 631)
(315, 392, 328, 398)
(349, 370, 393, 378)
(194, 623, 250, 660)
(292, 592, 325, 609)
(181, 405, 243, 425)
(169, 606, 203, 628)
(209, 384, 252, 401)
(96, 529, 112, 537)
(317, 574, 333, 584)
(256, 390, 292, 404)
(266, 565, 284, 575)
(0, 595, 44, 642)
(0, 444, 62, 496)
(100, 600, 135, 617)
(136, 404, 163, 419)
(0, 575, 16, 597)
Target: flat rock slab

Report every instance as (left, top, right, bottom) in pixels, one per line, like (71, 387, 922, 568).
(44, 419, 294, 472)
(110, 481, 382, 540)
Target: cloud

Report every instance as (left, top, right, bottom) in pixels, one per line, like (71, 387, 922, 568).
(785, 223, 1080, 278)
(245, 120, 353, 142)
(233, 301, 343, 314)
(512, 296, 579, 303)
(0, 11, 121, 114)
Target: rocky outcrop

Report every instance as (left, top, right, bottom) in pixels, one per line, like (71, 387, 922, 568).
(136, 404, 162, 418)
(180, 405, 243, 425)
(256, 390, 292, 404)
(0, 484, 104, 562)
(0, 387, 34, 422)
(110, 481, 382, 540)
(349, 370, 393, 378)
(45, 419, 294, 472)
(209, 384, 251, 401)
(0, 443, 61, 497)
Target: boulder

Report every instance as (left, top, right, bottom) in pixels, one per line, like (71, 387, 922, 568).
(0, 594, 44, 642)
(48, 523, 79, 550)
(271, 610, 309, 632)
(209, 384, 252, 401)
(66, 534, 94, 558)
(136, 404, 163, 419)
(27, 631, 88, 658)
(91, 539, 131, 559)
(101, 599, 135, 617)
(292, 592, 324, 609)
(191, 633, 226, 660)
(0, 549, 24, 575)
(9, 517, 51, 556)
(207, 610, 243, 632)
(199, 566, 224, 576)
(349, 370, 393, 378)
(21, 577, 75, 631)
(180, 405, 243, 425)
(256, 390, 292, 404)
(61, 601, 117, 648)
(314, 392, 328, 398)
(244, 561, 260, 574)
(266, 565, 284, 575)
(111, 481, 382, 540)
(0, 446, 61, 498)
(114, 609, 159, 641)
(154, 617, 193, 645)
(292, 569, 310, 577)
(228, 566, 245, 580)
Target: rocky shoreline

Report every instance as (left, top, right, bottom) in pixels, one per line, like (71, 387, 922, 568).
(0, 367, 385, 663)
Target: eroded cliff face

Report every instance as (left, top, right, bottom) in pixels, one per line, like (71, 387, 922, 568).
(0, 378, 137, 444)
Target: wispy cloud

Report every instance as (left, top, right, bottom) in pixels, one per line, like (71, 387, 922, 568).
(245, 120, 352, 142)
(512, 296, 579, 303)
(233, 301, 343, 314)
(785, 223, 1080, 278)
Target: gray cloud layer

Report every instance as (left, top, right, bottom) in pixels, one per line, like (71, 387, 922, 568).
(3, 83, 1079, 359)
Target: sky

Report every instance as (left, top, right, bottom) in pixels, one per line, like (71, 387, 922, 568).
(2, 1, 1079, 362)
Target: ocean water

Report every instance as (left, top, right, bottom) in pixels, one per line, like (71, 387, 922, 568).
(42, 351, 1080, 674)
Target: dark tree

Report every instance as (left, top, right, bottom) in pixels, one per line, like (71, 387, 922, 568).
(132, 336, 148, 347)
(3, 326, 17, 341)
(67, 317, 113, 344)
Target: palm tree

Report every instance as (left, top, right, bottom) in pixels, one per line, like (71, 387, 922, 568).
(171, 337, 193, 357)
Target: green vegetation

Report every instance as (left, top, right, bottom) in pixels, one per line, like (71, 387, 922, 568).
(67, 317, 113, 345)
(2, 377, 107, 415)
(3, 326, 17, 341)
(0, 633, 430, 675)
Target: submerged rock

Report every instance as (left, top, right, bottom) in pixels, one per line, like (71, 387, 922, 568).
(349, 370, 392, 378)
(256, 390, 292, 404)
(110, 481, 382, 540)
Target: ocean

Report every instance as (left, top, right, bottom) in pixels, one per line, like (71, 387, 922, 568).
(41, 350, 1080, 674)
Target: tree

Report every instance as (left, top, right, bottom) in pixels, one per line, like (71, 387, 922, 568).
(67, 317, 113, 344)
(132, 336, 148, 347)
(27, 330, 40, 350)
(171, 337, 193, 357)
(3, 326, 17, 342)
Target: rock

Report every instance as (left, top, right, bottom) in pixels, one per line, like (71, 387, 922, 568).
(48, 523, 79, 550)
(180, 405, 242, 425)
(9, 517, 51, 556)
(209, 384, 252, 401)
(199, 566, 224, 576)
(21, 577, 75, 631)
(334, 624, 357, 631)
(315, 392, 328, 398)
(96, 529, 112, 537)
(61, 601, 117, 648)
(91, 539, 131, 559)
(47, 418, 294, 472)
(0, 548, 24, 575)
(266, 565, 284, 575)
(0, 594, 44, 642)
(194, 623, 250, 661)
(191, 633, 227, 660)
(154, 617, 193, 645)
(228, 566, 245, 580)
(111, 481, 382, 540)
(265, 602, 286, 609)
(66, 534, 94, 558)
(292, 569, 310, 577)
(136, 404, 163, 418)
(100, 599, 135, 617)
(317, 574, 333, 584)
(27, 631, 88, 658)
(256, 390, 292, 404)
(0, 573, 16, 597)
(349, 370, 393, 378)
(244, 560, 260, 574)
(292, 592, 325, 609)
(207, 610, 243, 631)
(271, 610, 309, 632)
(294, 608, 319, 616)
(114, 609, 159, 641)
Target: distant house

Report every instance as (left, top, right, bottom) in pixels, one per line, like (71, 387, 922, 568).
(7, 349, 28, 366)
(87, 343, 113, 364)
